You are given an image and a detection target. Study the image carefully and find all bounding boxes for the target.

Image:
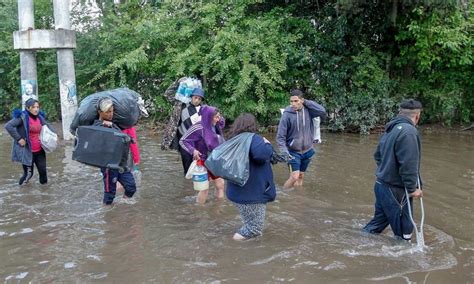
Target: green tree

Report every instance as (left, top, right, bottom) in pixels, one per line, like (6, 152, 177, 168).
(396, 5, 473, 124)
(1, 0, 471, 132)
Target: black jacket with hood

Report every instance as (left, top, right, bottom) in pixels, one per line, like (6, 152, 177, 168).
(374, 115, 422, 193)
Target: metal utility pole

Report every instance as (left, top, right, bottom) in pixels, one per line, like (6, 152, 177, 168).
(14, 0, 78, 140)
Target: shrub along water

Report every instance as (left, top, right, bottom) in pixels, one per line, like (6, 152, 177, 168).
(0, 0, 471, 132)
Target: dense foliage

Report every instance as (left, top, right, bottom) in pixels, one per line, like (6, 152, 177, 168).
(0, 0, 472, 133)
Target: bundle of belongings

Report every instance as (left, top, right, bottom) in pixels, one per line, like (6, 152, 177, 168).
(174, 78, 202, 104)
(70, 87, 147, 133)
(71, 88, 148, 172)
(161, 77, 202, 151)
(205, 132, 254, 186)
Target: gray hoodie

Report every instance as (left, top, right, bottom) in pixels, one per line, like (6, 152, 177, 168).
(276, 100, 326, 154)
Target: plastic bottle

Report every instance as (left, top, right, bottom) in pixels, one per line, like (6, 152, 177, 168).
(175, 80, 191, 103)
(177, 82, 187, 96)
(132, 165, 141, 187)
(193, 160, 209, 191)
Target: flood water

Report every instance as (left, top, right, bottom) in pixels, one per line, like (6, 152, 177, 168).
(0, 123, 472, 283)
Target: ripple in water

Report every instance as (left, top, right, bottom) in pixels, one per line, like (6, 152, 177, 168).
(5, 272, 28, 280)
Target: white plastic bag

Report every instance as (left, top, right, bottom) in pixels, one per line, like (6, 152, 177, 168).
(313, 117, 322, 143)
(185, 160, 198, 179)
(174, 78, 202, 104)
(40, 124, 58, 153)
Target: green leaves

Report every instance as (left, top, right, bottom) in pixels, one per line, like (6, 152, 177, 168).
(88, 46, 149, 87)
(201, 10, 291, 119)
(395, 5, 473, 124)
(0, 0, 471, 129)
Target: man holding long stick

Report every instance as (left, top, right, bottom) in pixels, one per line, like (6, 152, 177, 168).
(364, 99, 424, 241)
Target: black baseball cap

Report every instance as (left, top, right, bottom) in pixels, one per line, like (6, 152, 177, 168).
(400, 99, 422, 110)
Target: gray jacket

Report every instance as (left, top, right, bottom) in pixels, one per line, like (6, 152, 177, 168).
(276, 100, 326, 154)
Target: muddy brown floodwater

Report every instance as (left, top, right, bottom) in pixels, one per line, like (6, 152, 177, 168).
(0, 123, 472, 282)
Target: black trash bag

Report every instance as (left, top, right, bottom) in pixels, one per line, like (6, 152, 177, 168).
(205, 132, 254, 187)
(70, 88, 142, 134)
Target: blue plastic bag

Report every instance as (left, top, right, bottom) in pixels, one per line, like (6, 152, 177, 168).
(205, 132, 254, 186)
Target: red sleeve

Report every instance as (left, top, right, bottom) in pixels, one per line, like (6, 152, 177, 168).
(123, 127, 140, 165)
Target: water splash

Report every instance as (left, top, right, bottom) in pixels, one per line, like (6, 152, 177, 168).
(64, 262, 76, 269)
(5, 272, 28, 280)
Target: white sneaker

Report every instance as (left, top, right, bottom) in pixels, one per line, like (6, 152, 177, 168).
(120, 196, 137, 205)
(233, 233, 247, 241)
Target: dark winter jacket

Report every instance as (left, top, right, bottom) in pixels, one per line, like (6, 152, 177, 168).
(226, 134, 276, 204)
(374, 115, 422, 193)
(276, 100, 326, 154)
(5, 109, 52, 166)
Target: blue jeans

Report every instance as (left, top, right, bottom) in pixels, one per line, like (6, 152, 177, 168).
(363, 181, 414, 240)
(100, 168, 137, 205)
(288, 148, 315, 172)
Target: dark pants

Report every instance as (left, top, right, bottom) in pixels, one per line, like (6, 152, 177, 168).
(363, 181, 414, 240)
(20, 149, 47, 185)
(179, 145, 194, 176)
(100, 168, 137, 205)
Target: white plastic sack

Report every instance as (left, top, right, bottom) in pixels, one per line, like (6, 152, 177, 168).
(174, 78, 202, 104)
(40, 124, 58, 153)
(185, 160, 198, 179)
(313, 117, 322, 143)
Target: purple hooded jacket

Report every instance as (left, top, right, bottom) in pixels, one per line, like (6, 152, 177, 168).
(179, 105, 225, 160)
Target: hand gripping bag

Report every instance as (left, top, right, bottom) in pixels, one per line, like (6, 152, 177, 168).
(205, 132, 254, 187)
